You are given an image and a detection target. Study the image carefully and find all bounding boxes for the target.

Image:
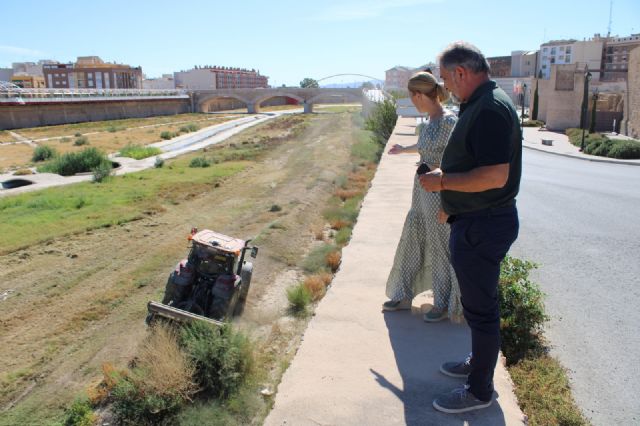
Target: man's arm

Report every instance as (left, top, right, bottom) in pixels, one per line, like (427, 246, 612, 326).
(419, 164, 509, 193)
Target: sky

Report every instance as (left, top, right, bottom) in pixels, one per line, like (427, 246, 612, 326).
(1, 0, 638, 86)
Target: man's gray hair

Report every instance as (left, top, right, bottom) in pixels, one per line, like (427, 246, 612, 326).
(438, 42, 490, 74)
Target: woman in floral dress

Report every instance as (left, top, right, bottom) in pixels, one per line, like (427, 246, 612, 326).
(383, 71, 462, 322)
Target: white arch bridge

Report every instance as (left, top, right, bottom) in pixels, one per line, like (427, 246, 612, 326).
(192, 87, 364, 114)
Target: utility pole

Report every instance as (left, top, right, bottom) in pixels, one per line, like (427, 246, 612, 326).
(607, 0, 613, 38)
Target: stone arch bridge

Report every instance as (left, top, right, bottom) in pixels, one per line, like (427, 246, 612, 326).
(192, 88, 363, 113)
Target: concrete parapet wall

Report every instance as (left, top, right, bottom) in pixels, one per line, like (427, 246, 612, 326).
(0, 98, 191, 130)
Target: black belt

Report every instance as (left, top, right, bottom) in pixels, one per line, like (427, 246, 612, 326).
(447, 204, 516, 223)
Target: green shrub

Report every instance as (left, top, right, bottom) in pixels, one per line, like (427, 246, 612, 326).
(335, 226, 352, 246)
(269, 204, 282, 212)
(61, 137, 71, 143)
(111, 375, 183, 426)
(607, 139, 640, 159)
(302, 243, 338, 273)
(92, 161, 113, 183)
(351, 129, 382, 163)
(63, 397, 96, 426)
(74, 136, 89, 146)
(189, 157, 210, 168)
(286, 283, 312, 316)
(179, 126, 189, 133)
(119, 144, 162, 160)
(160, 131, 175, 140)
(364, 99, 398, 145)
(522, 120, 544, 127)
(32, 145, 57, 162)
(499, 256, 548, 363)
(107, 126, 118, 133)
(179, 322, 253, 398)
(37, 147, 111, 176)
(187, 123, 199, 132)
(74, 132, 82, 137)
(154, 156, 165, 168)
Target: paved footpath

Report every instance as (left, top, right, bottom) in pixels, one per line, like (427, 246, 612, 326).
(264, 117, 525, 426)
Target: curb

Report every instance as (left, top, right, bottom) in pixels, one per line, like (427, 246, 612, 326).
(523, 142, 640, 166)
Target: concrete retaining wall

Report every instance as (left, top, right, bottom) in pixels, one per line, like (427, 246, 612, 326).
(0, 98, 191, 130)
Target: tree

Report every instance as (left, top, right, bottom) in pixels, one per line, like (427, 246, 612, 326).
(361, 81, 374, 90)
(589, 93, 598, 134)
(364, 99, 398, 145)
(532, 80, 539, 121)
(300, 78, 319, 88)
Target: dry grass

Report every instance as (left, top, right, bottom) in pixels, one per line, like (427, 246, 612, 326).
(133, 324, 197, 400)
(330, 219, 351, 230)
(325, 251, 342, 272)
(312, 226, 325, 241)
(0, 143, 35, 170)
(87, 363, 122, 405)
(303, 275, 327, 301)
(334, 188, 363, 201)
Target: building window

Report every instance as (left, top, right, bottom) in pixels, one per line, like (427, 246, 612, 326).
(543, 47, 548, 52)
(551, 47, 556, 54)
(566, 46, 572, 54)
(565, 55, 571, 63)
(560, 46, 565, 51)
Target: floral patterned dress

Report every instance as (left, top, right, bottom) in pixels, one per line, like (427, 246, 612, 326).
(385, 112, 462, 317)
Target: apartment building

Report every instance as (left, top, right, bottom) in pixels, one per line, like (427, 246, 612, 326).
(602, 33, 640, 81)
(11, 74, 46, 88)
(487, 56, 511, 77)
(511, 50, 539, 77)
(538, 36, 605, 79)
(384, 63, 438, 90)
(174, 66, 268, 90)
(43, 56, 143, 89)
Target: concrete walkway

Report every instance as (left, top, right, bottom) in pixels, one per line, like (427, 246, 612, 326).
(522, 127, 640, 166)
(264, 117, 525, 426)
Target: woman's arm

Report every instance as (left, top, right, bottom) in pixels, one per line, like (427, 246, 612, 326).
(388, 143, 418, 154)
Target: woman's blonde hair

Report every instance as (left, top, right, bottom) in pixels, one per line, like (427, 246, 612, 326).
(407, 71, 449, 103)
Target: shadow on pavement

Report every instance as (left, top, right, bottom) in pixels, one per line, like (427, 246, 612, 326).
(376, 311, 507, 426)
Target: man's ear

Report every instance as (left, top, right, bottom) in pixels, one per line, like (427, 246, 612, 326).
(454, 66, 466, 80)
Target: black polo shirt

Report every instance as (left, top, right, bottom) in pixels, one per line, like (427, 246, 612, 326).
(440, 81, 522, 215)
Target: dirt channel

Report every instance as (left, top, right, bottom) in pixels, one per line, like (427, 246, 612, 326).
(0, 109, 365, 424)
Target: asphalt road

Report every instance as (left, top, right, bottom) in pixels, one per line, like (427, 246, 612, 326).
(509, 149, 640, 425)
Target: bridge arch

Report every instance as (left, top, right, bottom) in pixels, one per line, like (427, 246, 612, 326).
(305, 90, 363, 106)
(197, 94, 252, 113)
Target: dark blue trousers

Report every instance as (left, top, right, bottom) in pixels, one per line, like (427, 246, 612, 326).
(449, 206, 519, 401)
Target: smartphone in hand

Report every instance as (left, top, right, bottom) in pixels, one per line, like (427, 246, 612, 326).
(416, 163, 431, 175)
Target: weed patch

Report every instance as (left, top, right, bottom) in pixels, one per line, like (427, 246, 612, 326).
(119, 144, 162, 160)
(36, 147, 110, 176)
(286, 283, 312, 316)
(32, 145, 57, 162)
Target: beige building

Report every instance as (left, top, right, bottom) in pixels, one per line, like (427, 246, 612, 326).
(385, 63, 439, 90)
(511, 51, 539, 77)
(173, 68, 217, 90)
(623, 47, 640, 138)
(10, 74, 46, 88)
(142, 74, 176, 90)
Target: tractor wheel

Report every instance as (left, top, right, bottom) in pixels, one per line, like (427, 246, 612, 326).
(234, 263, 253, 316)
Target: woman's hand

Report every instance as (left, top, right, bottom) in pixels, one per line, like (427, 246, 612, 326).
(437, 209, 449, 224)
(388, 144, 403, 154)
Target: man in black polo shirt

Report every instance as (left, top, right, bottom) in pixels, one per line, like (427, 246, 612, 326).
(419, 42, 521, 413)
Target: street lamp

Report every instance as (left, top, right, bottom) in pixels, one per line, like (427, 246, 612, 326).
(521, 83, 527, 129)
(580, 71, 592, 152)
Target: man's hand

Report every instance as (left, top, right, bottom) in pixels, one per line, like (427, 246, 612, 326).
(419, 168, 442, 192)
(437, 209, 449, 224)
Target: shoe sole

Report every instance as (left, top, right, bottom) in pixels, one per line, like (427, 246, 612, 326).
(382, 305, 411, 312)
(423, 314, 447, 322)
(439, 365, 470, 378)
(432, 399, 492, 414)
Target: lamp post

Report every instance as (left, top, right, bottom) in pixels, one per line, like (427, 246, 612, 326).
(521, 83, 527, 128)
(580, 71, 592, 152)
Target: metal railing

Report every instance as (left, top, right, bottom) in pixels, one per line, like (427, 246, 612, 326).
(0, 87, 189, 102)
